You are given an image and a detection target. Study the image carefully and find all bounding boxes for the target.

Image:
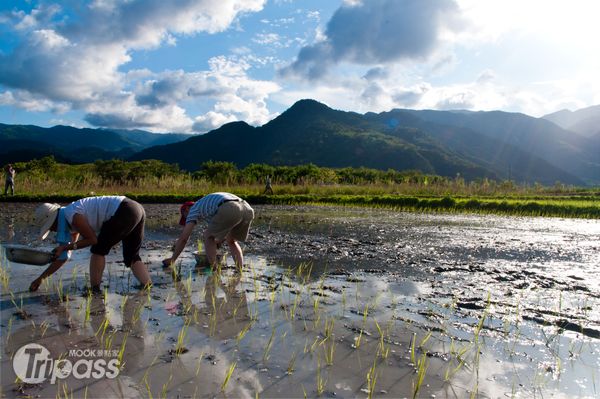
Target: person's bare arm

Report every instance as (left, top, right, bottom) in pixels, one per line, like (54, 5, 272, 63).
(30, 259, 67, 291)
(162, 223, 195, 267)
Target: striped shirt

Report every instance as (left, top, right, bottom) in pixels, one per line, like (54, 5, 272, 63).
(186, 192, 241, 224)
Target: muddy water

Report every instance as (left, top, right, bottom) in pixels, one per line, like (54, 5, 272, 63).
(1, 203, 599, 398)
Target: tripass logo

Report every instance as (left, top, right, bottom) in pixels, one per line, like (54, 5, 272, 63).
(12, 343, 120, 384)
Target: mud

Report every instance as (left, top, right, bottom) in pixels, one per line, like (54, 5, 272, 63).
(0, 203, 599, 398)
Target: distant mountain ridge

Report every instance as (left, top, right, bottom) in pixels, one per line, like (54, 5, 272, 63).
(2, 100, 599, 185)
(0, 123, 192, 163)
(543, 105, 600, 138)
(133, 99, 599, 185)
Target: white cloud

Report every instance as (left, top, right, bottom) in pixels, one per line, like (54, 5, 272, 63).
(0, 0, 268, 132)
(281, 0, 464, 80)
(0, 90, 71, 113)
(253, 33, 283, 46)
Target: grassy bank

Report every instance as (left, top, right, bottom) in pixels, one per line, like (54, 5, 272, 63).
(3, 157, 598, 218)
(2, 192, 598, 219)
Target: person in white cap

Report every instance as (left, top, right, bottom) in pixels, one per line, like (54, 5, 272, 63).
(162, 192, 254, 269)
(29, 196, 151, 292)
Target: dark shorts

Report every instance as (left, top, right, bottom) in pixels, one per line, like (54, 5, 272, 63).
(90, 198, 145, 267)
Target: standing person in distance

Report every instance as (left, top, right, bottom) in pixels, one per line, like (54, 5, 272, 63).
(4, 164, 15, 195)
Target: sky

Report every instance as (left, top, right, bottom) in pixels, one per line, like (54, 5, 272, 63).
(1, 0, 599, 133)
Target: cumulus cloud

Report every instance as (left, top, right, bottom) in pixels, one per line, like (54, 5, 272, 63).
(280, 0, 464, 80)
(131, 56, 279, 131)
(0, 0, 269, 132)
(0, 89, 71, 113)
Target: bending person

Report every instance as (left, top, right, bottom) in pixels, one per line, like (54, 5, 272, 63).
(163, 192, 254, 269)
(30, 196, 151, 292)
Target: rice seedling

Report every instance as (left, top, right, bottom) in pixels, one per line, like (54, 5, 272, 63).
(84, 292, 92, 325)
(309, 336, 322, 353)
(263, 327, 276, 362)
(287, 351, 297, 374)
(316, 357, 327, 396)
(365, 357, 378, 399)
(412, 352, 428, 399)
(144, 377, 154, 399)
(117, 334, 128, 369)
(67, 266, 79, 292)
(473, 293, 491, 346)
(94, 317, 111, 342)
(236, 321, 254, 346)
(470, 382, 479, 399)
(195, 351, 205, 376)
(141, 354, 160, 383)
(354, 328, 364, 350)
(419, 331, 432, 350)
(221, 362, 237, 392)
(10, 293, 27, 319)
(444, 339, 470, 381)
(313, 295, 322, 328)
(175, 318, 191, 355)
(375, 320, 389, 360)
(39, 319, 50, 337)
(56, 380, 73, 399)
(285, 286, 301, 321)
(324, 339, 336, 366)
(324, 317, 335, 340)
(161, 374, 173, 399)
(410, 333, 417, 365)
(353, 302, 370, 350)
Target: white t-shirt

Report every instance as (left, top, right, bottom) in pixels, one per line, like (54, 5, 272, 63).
(63, 196, 125, 233)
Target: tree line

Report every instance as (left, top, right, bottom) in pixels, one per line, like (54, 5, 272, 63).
(11, 156, 460, 186)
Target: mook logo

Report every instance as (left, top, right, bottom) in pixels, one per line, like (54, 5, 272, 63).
(12, 343, 120, 384)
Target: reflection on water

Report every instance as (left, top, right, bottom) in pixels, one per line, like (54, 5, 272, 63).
(0, 204, 599, 398)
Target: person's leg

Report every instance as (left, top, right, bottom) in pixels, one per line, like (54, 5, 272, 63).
(130, 260, 151, 287)
(91, 199, 138, 288)
(10, 181, 14, 195)
(225, 234, 244, 267)
(3, 180, 8, 195)
(205, 201, 243, 267)
(203, 230, 219, 266)
(120, 201, 151, 287)
(89, 253, 106, 288)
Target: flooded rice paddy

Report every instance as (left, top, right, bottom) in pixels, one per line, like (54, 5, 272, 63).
(1, 203, 599, 398)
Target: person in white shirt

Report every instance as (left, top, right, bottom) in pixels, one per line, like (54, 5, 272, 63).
(162, 192, 254, 269)
(30, 196, 151, 292)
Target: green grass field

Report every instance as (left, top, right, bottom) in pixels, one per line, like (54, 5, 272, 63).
(3, 157, 599, 218)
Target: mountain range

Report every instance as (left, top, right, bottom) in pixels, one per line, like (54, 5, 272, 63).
(2, 100, 599, 185)
(0, 123, 190, 163)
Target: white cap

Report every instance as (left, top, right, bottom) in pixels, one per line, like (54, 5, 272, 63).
(34, 203, 61, 240)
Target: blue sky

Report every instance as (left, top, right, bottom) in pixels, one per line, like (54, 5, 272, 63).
(1, 0, 599, 133)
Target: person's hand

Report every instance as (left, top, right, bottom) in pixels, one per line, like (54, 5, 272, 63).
(162, 258, 173, 268)
(51, 245, 67, 260)
(29, 277, 42, 292)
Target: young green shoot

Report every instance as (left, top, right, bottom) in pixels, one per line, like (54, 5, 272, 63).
(412, 352, 429, 399)
(221, 362, 237, 393)
(263, 327, 276, 362)
(366, 357, 378, 399)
